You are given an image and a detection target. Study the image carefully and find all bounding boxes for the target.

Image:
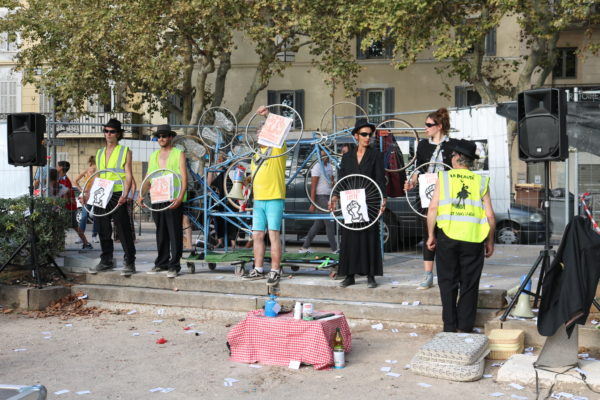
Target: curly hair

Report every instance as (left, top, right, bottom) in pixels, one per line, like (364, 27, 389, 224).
(427, 107, 450, 136)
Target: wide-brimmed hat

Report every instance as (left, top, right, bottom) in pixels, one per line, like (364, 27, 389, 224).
(103, 118, 123, 132)
(153, 124, 177, 137)
(351, 118, 376, 135)
(452, 139, 479, 159)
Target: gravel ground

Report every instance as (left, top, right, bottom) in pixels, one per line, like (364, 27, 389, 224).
(0, 305, 559, 400)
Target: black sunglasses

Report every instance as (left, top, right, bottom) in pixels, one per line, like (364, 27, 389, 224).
(425, 122, 438, 128)
(157, 133, 171, 139)
(358, 131, 373, 137)
(103, 129, 118, 134)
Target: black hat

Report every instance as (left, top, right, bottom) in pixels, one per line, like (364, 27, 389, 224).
(351, 118, 376, 135)
(104, 118, 123, 132)
(153, 124, 177, 137)
(452, 139, 479, 159)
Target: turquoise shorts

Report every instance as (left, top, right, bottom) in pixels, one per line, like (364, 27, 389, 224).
(252, 199, 285, 231)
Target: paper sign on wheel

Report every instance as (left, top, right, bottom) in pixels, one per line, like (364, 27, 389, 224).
(418, 173, 438, 209)
(340, 189, 369, 224)
(257, 113, 293, 148)
(150, 174, 174, 204)
(87, 178, 115, 209)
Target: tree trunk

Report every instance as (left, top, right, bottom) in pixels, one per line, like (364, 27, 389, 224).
(212, 51, 232, 108)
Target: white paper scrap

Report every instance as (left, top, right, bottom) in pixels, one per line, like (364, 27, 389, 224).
(404, 364, 411, 369)
(491, 363, 504, 367)
(223, 382, 231, 387)
(224, 378, 239, 383)
(249, 364, 262, 368)
(371, 323, 384, 330)
(380, 367, 392, 372)
(484, 284, 494, 288)
(483, 374, 493, 378)
(457, 333, 469, 337)
(417, 383, 431, 388)
(391, 328, 399, 333)
(385, 360, 398, 364)
(555, 393, 574, 399)
(127, 310, 137, 315)
(509, 383, 524, 390)
(161, 388, 175, 393)
(77, 294, 88, 299)
(409, 332, 418, 337)
(525, 347, 534, 352)
(391, 281, 399, 285)
(14, 348, 27, 352)
(288, 360, 301, 369)
(473, 328, 482, 333)
(132, 332, 140, 336)
(511, 395, 528, 400)
(76, 391, 91, 395)
(44, 336, 51, 339)
(157, 308, 165, 315)
(386, 372, 401, 377)
(149, 387, 164, 392)
(412, 301, 420, 306)
(65, 324, 73, 327)
(575, 368, 588, 376)
(591, 320, 599, 325)
(153, 320, 163, 324)
(147, 331, 159, 335)
(464, 338, 475, 343)
(41, 331, 51, 335)
(577, 353, 589, 358)
(489, 393, 505, 397)
(401, 301, 409, 306)
(54, 390, 70, 395)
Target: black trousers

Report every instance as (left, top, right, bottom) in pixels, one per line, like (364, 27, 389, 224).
(436, 229, 485, 332)
(152, 204, 183, 269)
(96, 192, 136, 266)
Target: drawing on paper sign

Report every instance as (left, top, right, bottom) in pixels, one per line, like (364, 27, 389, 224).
(86, 178, 115, 209)
(150, 174, 174, 204)
(340, 189, 369, 224)
(257, 113, 293, 148)
(418, 172, 437, 209)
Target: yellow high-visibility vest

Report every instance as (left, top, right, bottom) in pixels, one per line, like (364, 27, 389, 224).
(96, 145, 128, 192)
(436, 169, 490, 243)
(148, 147, 186, 202)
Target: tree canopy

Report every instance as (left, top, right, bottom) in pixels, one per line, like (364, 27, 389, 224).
(0, 0, 360, 125)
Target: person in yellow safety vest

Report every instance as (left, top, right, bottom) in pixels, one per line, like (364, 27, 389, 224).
(88, 118, 137, 276)
(426, 139, 496, 333)
(137, 124, 188, 278)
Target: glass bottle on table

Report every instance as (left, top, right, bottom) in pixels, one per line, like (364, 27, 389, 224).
(333, 327, 345, 368)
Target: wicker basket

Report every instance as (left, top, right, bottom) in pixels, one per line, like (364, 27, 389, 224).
(487, 329, 524, 360)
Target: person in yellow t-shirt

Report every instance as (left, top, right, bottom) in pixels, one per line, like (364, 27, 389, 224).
(243, 106, 287, 287)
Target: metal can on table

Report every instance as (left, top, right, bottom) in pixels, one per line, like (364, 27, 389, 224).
(302, 303, 314, 320)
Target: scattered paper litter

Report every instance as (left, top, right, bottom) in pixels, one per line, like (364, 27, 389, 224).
(483, 374, 493, 378)
(224, 378, 239, 383)
(380, 367, 392, 372)
(127, 310, 137, 315)
(489, 393, 505, 397)
(401, 301, 409, 306)
(491, 363, 504, 367)
(473, 328, 482, 333)
(147, 331, 159, 335)
(412, 301, 420, 306)
(386, 372, 401, 377)
(153, 320, 164, 324)
(249, 364, 262, 368)
(77, 294, 88, 300)
(215, 276, 224, 280)
(417, 383, 431, 388)
(511, 395, 528, 400)
(149, 387, 164, 392)
(14, 348, 27, 352)
(391, 281, 399, 285)
(41, 331, 51, 335)
(161, 388, 175, 393)
(525, 347, 534, 352)
(65, 324, 73, 327)
(391, 328, 399, 333)
(131, 332, 140, 336)
(484, 284, 494, 288)
(404, 364, 411, 369)
(574, 368, 588, 376)
(385, 360, 398, 364)
(185, 330, 204, 335)
(371, 323, 384, 330)
(509, 383, 524, 390)
(76, 391, 91, 395)
(288, 360, 301, 369)
(43, 336, 51, 339)
(591, 320, 599, 325)
(577, 353, 589, 358)
(54, 390, 70, 395)
(157, 309, 165, 315)
(457, 333, 469, 337)
(553, 393, 574, 399)
(464, 338, 475, 344)
(409, 332, 418, 337)
(531, 308, 539, 313)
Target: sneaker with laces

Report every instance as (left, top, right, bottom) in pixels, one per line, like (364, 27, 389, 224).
(297, 247, 313, 254)
(147, 266, 167, 274)
(167, 266, 181, 278)
(417, 272, 434, 290)
(88, 262, 114, 274)
(242, 269, 265, 280)
(92, 236, 100, 243)
(121, 263, 136, 276)
(266, 270, 281, 286)
(82, 243, 93, 250)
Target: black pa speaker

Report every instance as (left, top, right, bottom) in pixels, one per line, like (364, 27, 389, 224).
(7, 113, 47, 166)
(518, 88, 567, 162)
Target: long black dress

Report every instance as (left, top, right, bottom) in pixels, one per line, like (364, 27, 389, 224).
(338, 146, 386, 277)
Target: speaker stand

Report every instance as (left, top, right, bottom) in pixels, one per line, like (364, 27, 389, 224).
(0, 166, 66, 288)
(500, 160, 553, 320)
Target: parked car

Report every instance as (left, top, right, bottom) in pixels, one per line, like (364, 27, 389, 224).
(282, 140, 550, 250)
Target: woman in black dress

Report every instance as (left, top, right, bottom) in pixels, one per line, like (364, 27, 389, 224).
(404, 107, 458, 290)
(330, 119, 387, 288)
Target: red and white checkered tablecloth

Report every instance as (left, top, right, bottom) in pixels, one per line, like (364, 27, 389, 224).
(227, 309, 352, 370)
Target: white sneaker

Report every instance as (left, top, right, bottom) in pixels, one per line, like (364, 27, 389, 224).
(297, 247, 313, 254)
(74, 239, 83, 244)
(92, 236, 100, 243)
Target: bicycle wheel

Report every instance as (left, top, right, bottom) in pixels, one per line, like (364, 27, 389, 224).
(330, 173, 383, 231)
(223, 156, 254, 212)
(405, 161, 452, 218)
(197, 107, 237, 150)
(139, 168, 183, 212)
(244, 104, 303, 160)
(319, 101, 368, 156)
(375, 118, 419, 172)
(81, 169, 125, 217)
(303, 154, 341, 212)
